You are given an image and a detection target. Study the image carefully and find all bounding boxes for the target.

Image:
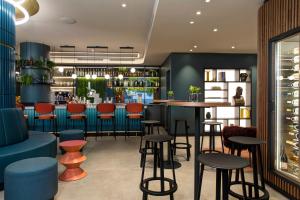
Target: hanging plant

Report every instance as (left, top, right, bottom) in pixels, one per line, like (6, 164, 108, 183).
(19, 74, 33, 86)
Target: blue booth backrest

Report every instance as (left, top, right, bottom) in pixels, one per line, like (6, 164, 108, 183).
(0, 108, 29, 147)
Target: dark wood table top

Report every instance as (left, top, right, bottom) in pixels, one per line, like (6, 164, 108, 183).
(198, 153, 249, 170)
(228, 136, 266, 145)
(166, 101, 231, 108)
(153, 99, 175, 103)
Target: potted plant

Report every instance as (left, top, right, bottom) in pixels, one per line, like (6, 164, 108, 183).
(167, 90, 174, 99)
(188, 85, 201, 102)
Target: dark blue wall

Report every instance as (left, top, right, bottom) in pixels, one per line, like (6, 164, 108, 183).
(0, 0, 16, 109)
(166, 53, 257, 135)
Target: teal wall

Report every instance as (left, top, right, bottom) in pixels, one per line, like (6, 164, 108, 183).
(0, 0, 16, 108)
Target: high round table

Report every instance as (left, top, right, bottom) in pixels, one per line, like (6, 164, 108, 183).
(166, 101, 230, 200)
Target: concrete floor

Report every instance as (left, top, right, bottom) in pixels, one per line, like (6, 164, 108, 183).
(0, 132, 287, 200)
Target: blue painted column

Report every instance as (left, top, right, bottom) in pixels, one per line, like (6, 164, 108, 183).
(0, 0, 16, 108)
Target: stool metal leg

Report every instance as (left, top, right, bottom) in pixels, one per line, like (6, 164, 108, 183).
(174, 120, 178, 155)
(159, 141, 165, 192)
(185, 120, 191, 161)
(197, 164, 205, 200)
(219, 124, 224, 153)
(257, 145, 265, 189)
(216, 169, 221, 200)
(240, 168, 247, 198)
(251, 146, 259, 198)
(222, 169, 229, 200)
(153, 142, 158, 178)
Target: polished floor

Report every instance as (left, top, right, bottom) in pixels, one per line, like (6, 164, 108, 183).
(0, 131, 287, 200)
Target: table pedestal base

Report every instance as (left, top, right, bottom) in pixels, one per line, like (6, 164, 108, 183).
(59, 168, 87, 181)
(162, 161, 182, 169)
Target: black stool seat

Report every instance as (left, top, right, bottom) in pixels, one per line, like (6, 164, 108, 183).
(229, 136, 265, 145)
(144, 134, 173, 142)
(228, 136, 269, 200)
(197, 153, 249, 200)
(141, 120, 160, 124)
(198, 153, 249, 170)
(202, 121, 222, 126)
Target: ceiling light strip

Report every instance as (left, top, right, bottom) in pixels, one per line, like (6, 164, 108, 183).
(5, 0, 29, 25)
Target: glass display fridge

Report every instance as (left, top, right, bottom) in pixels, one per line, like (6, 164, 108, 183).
(269, 30, 300, 184)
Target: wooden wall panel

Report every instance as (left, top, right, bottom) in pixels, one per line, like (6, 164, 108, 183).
(258, 0, 300, 199)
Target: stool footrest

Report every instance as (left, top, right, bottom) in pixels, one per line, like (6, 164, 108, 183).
(229, 181, 269, 200)
(173, 142, 192, 149)
(140, 177, 177, 196)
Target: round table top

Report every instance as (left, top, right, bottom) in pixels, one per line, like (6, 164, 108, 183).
(59, 140, 87, 150)
(228, 136, 265, 145)
(143, 134, 173, 142)
(202, 121, 223, 125)
(141, 120, 160, 124)
(198, 153, 249, 170)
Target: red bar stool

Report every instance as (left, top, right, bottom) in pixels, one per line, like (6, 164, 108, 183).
(96, 103, 116, 140)
(33, 103, 57, 133)
(125, 103, 144, 140)
(66, 103, 88, 139)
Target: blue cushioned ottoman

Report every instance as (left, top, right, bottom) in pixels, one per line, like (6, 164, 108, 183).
(59, 129, 84, 142)
(4, 157, 58, 200)
(59, 130, 85, 154)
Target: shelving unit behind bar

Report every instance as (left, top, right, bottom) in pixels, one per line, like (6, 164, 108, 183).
(204, 68, 252, 131)
(51, 66, 160, 104)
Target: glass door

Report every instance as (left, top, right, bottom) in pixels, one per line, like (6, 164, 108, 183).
(272, 31, 300, 183)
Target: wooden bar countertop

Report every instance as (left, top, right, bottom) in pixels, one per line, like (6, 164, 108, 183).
(166, 101, 231, 108)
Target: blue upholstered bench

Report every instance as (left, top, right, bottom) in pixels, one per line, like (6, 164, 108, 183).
(0, 108, 57, 189)
(4, 157, 58, 200)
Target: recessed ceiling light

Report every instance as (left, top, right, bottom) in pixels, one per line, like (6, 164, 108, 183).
(189, 21, 195, 24)
(121, 3, 127, 7)
(205, 0, 211, 3)
(194, 45, 198, 48)
(189, 49, 193, 52)
(231, 46, 236, 49)
(60, 17, 77, 24)
(196, 11, 201, 15)
(213, 28, 218, 32)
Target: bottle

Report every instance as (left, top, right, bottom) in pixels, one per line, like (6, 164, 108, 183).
(280, 146, 288, 171)
(287, 99, 299, 106)
(286, 108, 299, 114)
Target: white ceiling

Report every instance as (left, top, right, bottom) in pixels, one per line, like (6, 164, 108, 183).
(16, 0, 262, 65)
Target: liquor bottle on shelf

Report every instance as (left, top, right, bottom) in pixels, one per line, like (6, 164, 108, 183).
(280, 145, 288, 171)
(288, 73, 299, 80)
(281, 81, 299, 88)
(287, 99, 299, 106)
(286, 108, 299, 114)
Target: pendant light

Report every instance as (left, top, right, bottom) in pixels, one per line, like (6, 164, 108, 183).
(58, 46, 64, 73)
(71, 46, 77, 79)
(92, 47, 97, 79)
(130, 47, 135, 73)
(104, 46, 110, 79)
(118, 47, 124, 80)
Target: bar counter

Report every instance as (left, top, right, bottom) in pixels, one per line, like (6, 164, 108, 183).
(24, 104, 143, 133)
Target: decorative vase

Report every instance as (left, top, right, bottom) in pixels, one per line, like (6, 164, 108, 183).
(189, 93, 200, 102)
(206, 112, 211, 119)
(240, 73, 248, 82)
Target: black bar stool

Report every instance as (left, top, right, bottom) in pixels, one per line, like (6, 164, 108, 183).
(139, 120, 160, 167)
(173, 119, 192, 161)
(197, 153, 249, 200)
(140, 135, 177, 200)
(201, 121, 224, 153)
(228, 136, 269, 200)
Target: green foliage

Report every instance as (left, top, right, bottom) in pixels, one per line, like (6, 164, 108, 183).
(76, 78, 106, 99)
(189, 85, 201, 94)
(16, 59, 56, 69)
(20, 74, 33, 86)
(168, 90, 174, 97)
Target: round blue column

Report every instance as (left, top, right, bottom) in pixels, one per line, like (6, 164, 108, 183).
(0, 0, 16, 109)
